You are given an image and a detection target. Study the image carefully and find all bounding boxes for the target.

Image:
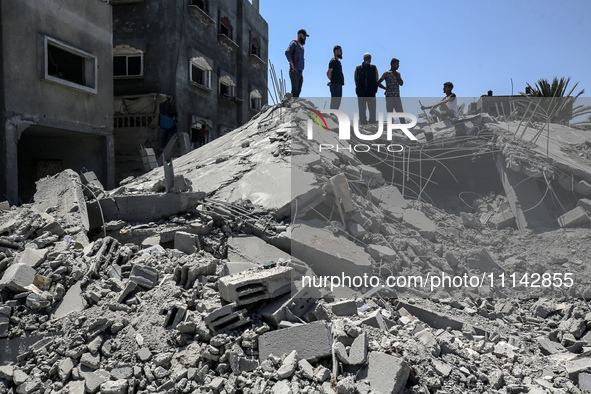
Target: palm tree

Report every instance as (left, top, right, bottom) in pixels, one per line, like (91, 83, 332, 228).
(520, 77, 591, 125)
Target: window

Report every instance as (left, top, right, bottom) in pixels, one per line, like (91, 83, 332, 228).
(113, 45, 143, 78)
(220, 17, 233, 40)
(44, 36, 97, 93)
(190, 57, 212, 89)
(250, 89, 262, 111)
(191, 0, 208, 12)
(251, 38, 260, 57)
(219, 75, 236, 97)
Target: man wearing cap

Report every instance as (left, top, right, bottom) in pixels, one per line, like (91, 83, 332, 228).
(285, 29, 308, 98)
(354, 53, 379, 124)
(327, 45, 344, 109)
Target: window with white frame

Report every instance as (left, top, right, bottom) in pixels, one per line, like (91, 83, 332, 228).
(44, 36, 97, 93)
(190, 56, 212, 89)
(113, 45, 143, 78)
(219, 75, 236, 97)
(250, 89, 262, 110)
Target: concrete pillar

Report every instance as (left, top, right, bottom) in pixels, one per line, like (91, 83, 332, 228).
(105, 134, 115, 190)
(2, 119, 19, 205)
(252, 0, 259, 12)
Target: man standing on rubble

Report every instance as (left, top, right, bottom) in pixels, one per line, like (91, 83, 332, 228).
(285, 29, 309, 98)
(327, 45, 344, 109)
(421, 81, 458, 122)
(378, 57, 405, 123)
(354, 53, 379, 125)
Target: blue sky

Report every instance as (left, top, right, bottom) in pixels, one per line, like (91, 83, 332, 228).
(259, 0, 591, 101)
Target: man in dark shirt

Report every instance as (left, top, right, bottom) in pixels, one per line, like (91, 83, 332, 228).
(285, 29, 308, 98)
(327, 45, 344, 110)
(354, 53, 379, 124)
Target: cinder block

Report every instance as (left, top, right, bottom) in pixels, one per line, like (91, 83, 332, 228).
(260, 286, 322, 326)
(367, 351, 411, 394)
(0, 263, 35, 292)
(129, 264, 159, 289)
(558, 206, 590, 228)
(329, 300, 358, 316)
(258, 321, 332, 362)
(204, 303, 250, 332)
(174, 231, 200, 254)
(218, 266, 293, 306)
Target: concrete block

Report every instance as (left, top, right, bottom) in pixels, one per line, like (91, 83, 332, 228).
(467, 248, 504, 272)
(367, 351, 410, 394)
(403, 209, 437, 240)
(218, 266, 293, 306)
(537, 336, 566, 355)
(335, 332, 367, 365)
(17, 248, 48, 269)
(580, 372, 591, 391)
(367, 244, 398, 263)
(258, 321, 332, 362)
(277, 350, 298, 378)
(162, 305, 187, 329)
(204, 303, 250, 332)
(329, 300, 358, 316)
(349, 223, 367, 238)
(575, 180, 591, 196)
(0, 201, 10, 210)
(260, 286, 321, 326)
(52, 282, 87, 319)
(577, 198, 591, 213)
(174, 231, 201, 254)
(292, 219, 373, 279)
(328, 174, 355, 212)
(129, 264, 159, 289)
(369, 185, 409, 212)
(0, 263, 35, 292)
(558, 206, 590, 228)
(227, 235, 290, 266)
(567, 357, 591, 384)
(488, 209, 516, 229)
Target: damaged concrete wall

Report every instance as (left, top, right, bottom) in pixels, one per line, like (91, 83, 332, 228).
(0, 0, 114, 204)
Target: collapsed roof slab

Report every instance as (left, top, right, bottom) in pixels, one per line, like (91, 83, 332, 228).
(122, 106, 321, 219)
(496, 155, 554, 230)
(291, 219, 373, 279)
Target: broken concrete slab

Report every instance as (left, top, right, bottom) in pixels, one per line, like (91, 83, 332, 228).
(16, 248, 48, 269)
(467, 248, 504, 272)
(558, 206, 590, 228)
(328, 174, 355, 213)
(218, 266, 293, 306)
(174, 231, 201, 254)
(536, 336, 566, 355)
(367, 244, 398, 263)
(227, 235, 291, 266)
(367, 351, 410, 394)
(87, 192, 205, 229)
(566, 357, 591, 384)
(32, 169, 89, 244)
(496, 155, 554, 230)
(402, 209, 437, 240)
(51, 282, 87, 319)
(260, 286, 321, 326)
(258, 321, 332, 362)
(291, 219, 373, 279)
(329, 300, 358, 316)
(369, 185, 409, 215)
(575, 180, 591, 196)
(0, 263, 35, 292)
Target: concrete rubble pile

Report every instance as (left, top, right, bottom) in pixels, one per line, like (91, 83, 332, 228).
(1, 99, 591, 393)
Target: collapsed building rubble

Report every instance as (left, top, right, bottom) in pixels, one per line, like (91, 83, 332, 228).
(2, 98, 591, 393)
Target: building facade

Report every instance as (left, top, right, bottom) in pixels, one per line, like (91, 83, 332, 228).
(0, 0, 114, 205)
(111, 0, 268, 182)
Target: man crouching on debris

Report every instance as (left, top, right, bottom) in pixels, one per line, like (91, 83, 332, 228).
(421, 81, 458, 122)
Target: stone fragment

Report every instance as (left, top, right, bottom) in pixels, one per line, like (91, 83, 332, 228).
(80, 352, 101, 370)
(272, 380, 292, 394)
(58, 358, 74, 381)
(367, 352, 410, 394)
(259, 321, 332, 362)
(537, 336, 566, 355)
(558, 206, 590, 228)
(0, 263, 35, 292)
(567, 358, 591, 383)
(403, 209, 437, 240)
(17, 248, 48, 269)
(100, 379, 128, 394)
(277, 350, 298, 379)
(298, 359, 314, 380)
(52, 282, 87, 319)
(174, 231, 201, 254)
(84, 370, 109, 394)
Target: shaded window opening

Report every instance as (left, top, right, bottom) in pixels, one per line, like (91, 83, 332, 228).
(251, 38, 260, 56)
(220, 17, 233, 40)
(192, 0, 208, 12)
(113, 55, 142, 77)
(191, 64, 204, 85)
(48, 44, 85, 85)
